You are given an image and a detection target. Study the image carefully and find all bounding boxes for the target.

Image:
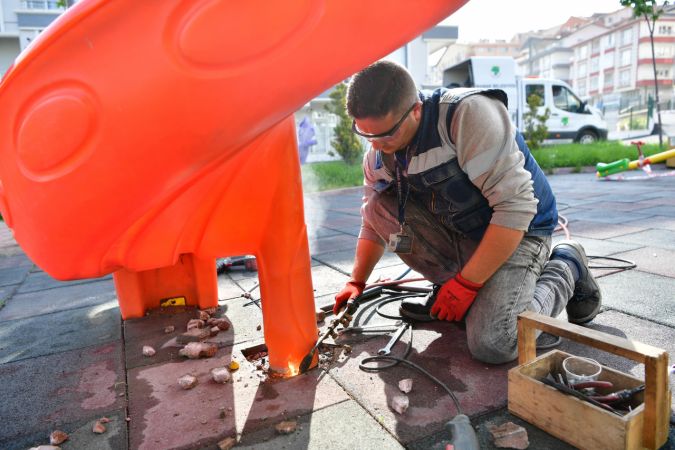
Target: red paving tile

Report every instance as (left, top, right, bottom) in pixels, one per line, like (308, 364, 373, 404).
(127, 344, 349, 450)
(327, 322, 513, 444)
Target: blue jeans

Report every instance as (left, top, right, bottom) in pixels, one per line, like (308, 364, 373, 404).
(362, 190, 574, 364)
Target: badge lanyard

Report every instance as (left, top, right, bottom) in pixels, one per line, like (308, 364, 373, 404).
(388, 147, 413, 253)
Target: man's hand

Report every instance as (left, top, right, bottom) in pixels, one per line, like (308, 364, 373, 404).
(430, 273, 483, 321)
(333, 280, 366, 314)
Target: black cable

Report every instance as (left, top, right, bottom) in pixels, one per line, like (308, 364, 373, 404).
(360, 355, 463, 415)
(588, 255, 637, 271)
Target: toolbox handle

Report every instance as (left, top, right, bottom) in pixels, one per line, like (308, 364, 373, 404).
(517, 311, 670, 450)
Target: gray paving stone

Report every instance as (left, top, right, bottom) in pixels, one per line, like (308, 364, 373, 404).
(310, 265, 350, 299)
(635, 205, 675, 218)
(16, 270, 112, 294)
(611, 246, 675, 278)
(624, 215, 675, 233)
(0, 279, 118, 322)
(2, 409, 128, 450)
(407, 408, 575, 450)
(611, 228, 675, 251)
(309, 234, 358, 256)
(562, 219, 646, 239)
(236, 399, 405, 449)
(0, 342, 126, 447)
(0, 264, 31, 287)
(0, 301, 121, 364)
(597, 270, 675, 327)
(551, 235, 643, 258)
(563, 208, 655, 224)
(0, 253, 34, 269)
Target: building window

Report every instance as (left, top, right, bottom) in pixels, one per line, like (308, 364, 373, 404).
(578, 62, 587, 77)
(658, 25, 672, 35)
(20, 1, 63, 9)
(579, 45, 588, 59)
(590, 56, 599, 72)
(655, 45, 674, 57)
(591, 39, 600, 54)
(621, 49, 631, 66)
(604, 32, 614, 47)
(577, 80, 587, 97)
(602, 51, 614, 69)
(621, 28, 632, 45)
(656, 68, 670, 78)
(619, 68, 631, 87)
(604, 71, 614, 87)
(590, 75, 599, 91)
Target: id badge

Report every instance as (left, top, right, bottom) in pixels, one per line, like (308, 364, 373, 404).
(388, 228, 413, 254)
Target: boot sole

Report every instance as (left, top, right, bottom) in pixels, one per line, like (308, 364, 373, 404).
(398, 306, 435, 322)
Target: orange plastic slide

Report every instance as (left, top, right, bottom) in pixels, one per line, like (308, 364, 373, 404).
(0, 0, 467, 373)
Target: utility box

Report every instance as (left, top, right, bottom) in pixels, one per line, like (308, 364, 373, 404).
(508, 312, 671, 450)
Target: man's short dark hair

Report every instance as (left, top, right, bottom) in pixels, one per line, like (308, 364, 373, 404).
(346, 60, 418, 119)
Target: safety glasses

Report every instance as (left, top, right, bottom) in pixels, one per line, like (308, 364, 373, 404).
(351, 103, 416, 142)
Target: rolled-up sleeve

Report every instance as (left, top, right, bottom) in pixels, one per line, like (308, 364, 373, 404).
(451, 95, 538, 231)
(358, 149, 388, 245)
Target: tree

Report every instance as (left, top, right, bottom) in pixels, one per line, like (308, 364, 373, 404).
(523, 93, 550, 149)
(621, 0, 669, 148)
(324, 82, 364, 165)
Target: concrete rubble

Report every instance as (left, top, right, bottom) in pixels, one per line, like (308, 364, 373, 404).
(142, 345, 156, 357)
(49, 430, 68, 445)
(179, 342, 218, 359)
(488, 421, 530, 449)
(390, 395, 409, 415)
(177, 374, 198, 390)
(275, 420, 298, 435)
(398, 378, 413, 393)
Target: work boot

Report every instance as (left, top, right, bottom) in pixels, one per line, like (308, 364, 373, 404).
(550, 240, 602, 324)
(399, 285, 440, 322)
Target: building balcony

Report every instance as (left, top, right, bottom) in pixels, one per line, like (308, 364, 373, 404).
(17, 1, 64, 10)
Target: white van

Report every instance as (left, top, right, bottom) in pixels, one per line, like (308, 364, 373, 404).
(443, 57, 608, 143)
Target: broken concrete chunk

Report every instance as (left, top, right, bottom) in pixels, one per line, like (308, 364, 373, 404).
(142, 345, 156, 357)
(187, 319, 205, 331)
(99, 417, 111, 423)
(164, 325, 175, 334)
(211, 367, 232, 383)
(208, 318, 231, 331)
(198, 310, 211, 321)
(178, 374, 198, 390)
(29, 446, 61, 450)
(217, 437, 237, 450)
(49, 430, 68, 445)
(177, 328, 212, 344)
(488, 422, 530, 449)
(92, 420, 107, 434)
(179, 342, 218, 359)
(275, 420, 298, 435)
(390, 395, 409, 415)
(398, 378, 413, 393)
(210, 326, 220, 336)
(203, 307, 218, 315)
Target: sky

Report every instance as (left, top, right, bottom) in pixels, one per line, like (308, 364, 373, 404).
(442, 0, 627, 42)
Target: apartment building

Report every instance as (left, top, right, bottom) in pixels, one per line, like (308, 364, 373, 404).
(0, 0, 67, 75)
(516, 6, 675, 112)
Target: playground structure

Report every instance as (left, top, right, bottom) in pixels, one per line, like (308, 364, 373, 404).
(0, 0, 467, 374)
(596, 141, 675, 178)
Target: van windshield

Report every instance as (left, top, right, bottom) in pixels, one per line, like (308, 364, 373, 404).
(552, 85, 584, 113)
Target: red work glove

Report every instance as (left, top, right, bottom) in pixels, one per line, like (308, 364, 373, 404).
(430, 273, 484, 321)
(333, 280, 366, 314)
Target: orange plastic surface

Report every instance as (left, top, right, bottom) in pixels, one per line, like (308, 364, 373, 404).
(0, 0, 467, 373)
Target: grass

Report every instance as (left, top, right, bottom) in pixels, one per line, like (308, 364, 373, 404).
(302, 141, 669, 191)
(531, 141, 664, 171)
(301, 160, 363, 192)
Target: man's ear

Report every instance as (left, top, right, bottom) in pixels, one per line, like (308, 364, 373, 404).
(413, 102, 423, 121)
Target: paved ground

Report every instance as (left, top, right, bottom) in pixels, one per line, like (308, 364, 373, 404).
(1, 167, 675, 449)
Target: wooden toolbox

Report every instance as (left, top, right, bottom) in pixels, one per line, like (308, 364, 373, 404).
(508, 311, 671, 450)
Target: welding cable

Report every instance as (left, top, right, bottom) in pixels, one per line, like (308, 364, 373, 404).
(360, 354, 463, 416)
(587, 255, 636, 271)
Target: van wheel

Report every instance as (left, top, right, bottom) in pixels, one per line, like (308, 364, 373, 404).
(576, 130, 597, 144)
